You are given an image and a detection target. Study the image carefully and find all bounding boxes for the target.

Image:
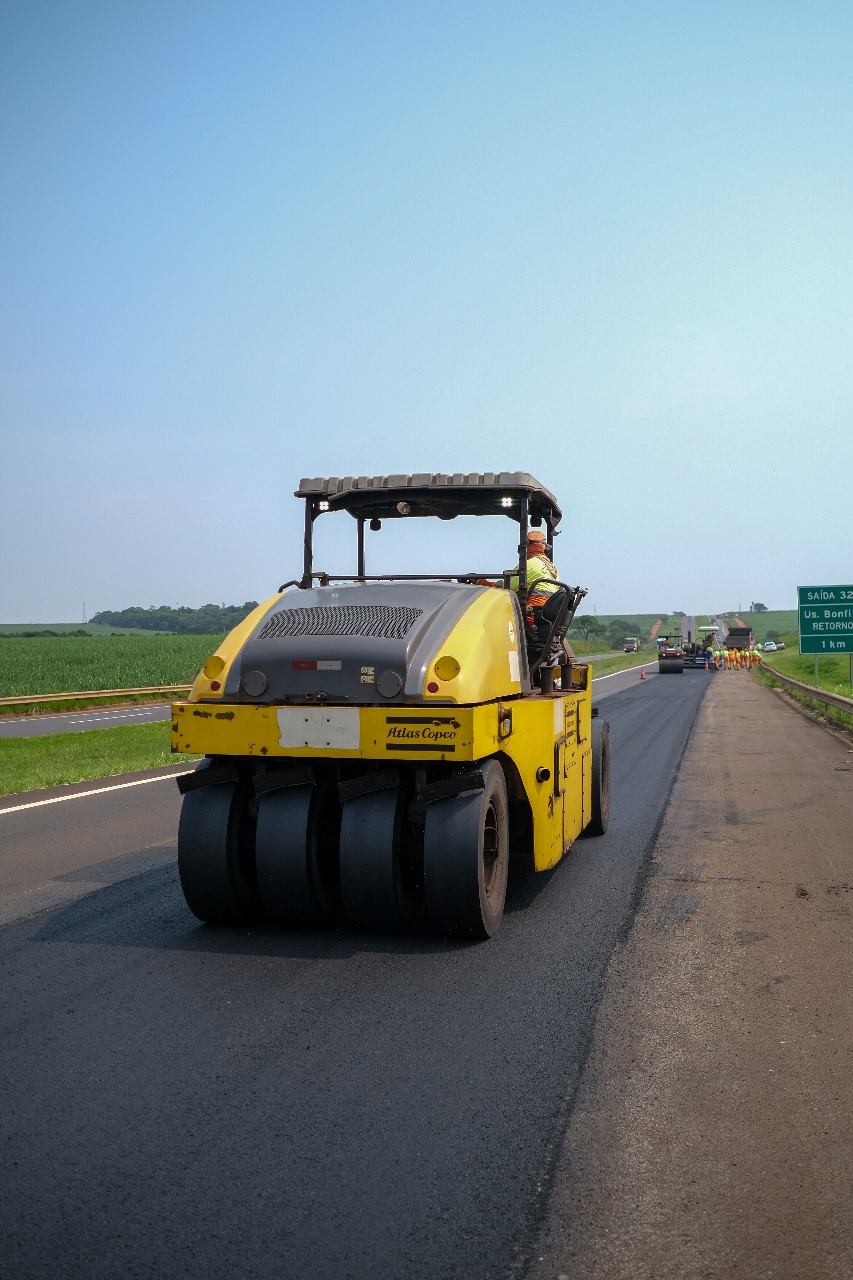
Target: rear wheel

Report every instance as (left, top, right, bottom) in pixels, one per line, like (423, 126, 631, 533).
(583, 719, 610, 837)
(339, 788, 417, 931)
(255, 785, 340, 926)
(423, 759, 509, 939)
(177, 772, 261, 924)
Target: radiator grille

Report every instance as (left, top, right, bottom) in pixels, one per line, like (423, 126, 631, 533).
(257, 604, 423, 641)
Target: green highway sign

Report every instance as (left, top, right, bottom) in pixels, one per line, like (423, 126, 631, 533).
(797, 584, 853, 655)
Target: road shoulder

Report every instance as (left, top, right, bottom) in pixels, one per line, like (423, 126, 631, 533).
(528, 671, 853, 1279)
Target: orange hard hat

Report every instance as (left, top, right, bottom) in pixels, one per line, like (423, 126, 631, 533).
(527, 529, 546, 543)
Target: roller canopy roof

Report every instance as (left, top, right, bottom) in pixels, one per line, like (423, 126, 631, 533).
(295, 472, 562, 528)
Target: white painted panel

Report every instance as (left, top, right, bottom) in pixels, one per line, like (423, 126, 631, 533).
(276, 707, 360, 750)
(508, 650, 520, 683)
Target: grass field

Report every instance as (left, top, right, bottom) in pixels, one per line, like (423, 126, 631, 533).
(0, 634, 222, 699)
(583, 613, 664, 632)
(0, 624, 654, 714)
(762, 649, 852, 696)
(0, 622, 170, 636)
(733, 609, 798, 640)
(0, 722, 200, 797)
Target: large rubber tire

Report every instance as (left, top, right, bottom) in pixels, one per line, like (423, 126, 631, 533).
(255, 785, 340, 926)
(178, 775, 261, 925)
(423, 759, 509, 940)
(658, 656, 684, 674)
(339, 788, 416, 931)
(583, 719, 611, 837)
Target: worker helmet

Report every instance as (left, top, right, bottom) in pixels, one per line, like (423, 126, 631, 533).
(527, 529, 547, 543)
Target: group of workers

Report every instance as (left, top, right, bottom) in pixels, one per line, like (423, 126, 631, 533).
(720, 645, 762, 670)
(703, 645, 762, 670)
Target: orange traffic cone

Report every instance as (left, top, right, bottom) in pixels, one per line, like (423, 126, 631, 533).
(640, 665, 646, 680)
(704, 658, 709, 670)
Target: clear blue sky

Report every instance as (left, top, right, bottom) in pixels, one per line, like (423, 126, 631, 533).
(2, 0, 851, 622)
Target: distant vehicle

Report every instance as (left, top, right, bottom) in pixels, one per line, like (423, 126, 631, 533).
(725, 626, 754, 650)
(623, 636, 640, 652)
(776, 641, 785, 649)
(763, 641, 777, 652)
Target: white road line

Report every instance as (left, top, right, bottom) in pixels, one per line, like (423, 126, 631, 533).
(64, 710, 163, 726)
(0, 771, 191, 816)
(592, 662, 651, 682)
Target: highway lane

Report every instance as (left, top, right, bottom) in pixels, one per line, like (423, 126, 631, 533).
(0, 703, 172, 738)
(0, 669, 710, 1280)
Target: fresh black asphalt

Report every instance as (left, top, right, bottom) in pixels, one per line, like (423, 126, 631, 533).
(0, 669, 710, 1280)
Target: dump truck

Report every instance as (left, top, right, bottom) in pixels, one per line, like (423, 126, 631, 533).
(657, 634, 684, 674)
(724, 625, 754, 651)
(171, 472, 611, 939)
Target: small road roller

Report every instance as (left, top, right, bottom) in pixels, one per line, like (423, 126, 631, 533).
(172, 472, 610, 939)
(657, 635, 684, 674)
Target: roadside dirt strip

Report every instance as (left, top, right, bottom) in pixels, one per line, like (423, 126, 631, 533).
(529, 673, 853, 1280)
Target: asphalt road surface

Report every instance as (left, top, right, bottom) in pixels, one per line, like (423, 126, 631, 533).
(0, 666, 707, 1280)
(0, 703, 172, 738)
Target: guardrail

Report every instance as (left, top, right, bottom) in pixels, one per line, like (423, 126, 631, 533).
(760, 663, 853, 714)
(0, 685, 192, 707)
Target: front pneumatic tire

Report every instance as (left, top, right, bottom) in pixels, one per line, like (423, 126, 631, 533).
(177, 766, 262, 924)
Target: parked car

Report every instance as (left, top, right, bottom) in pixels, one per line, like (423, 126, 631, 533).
(776, 641, 785, 649)
(763, 641, 777, 652)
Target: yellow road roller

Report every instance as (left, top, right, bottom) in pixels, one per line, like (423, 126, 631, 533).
(172, 472, 610, 939)
(657, 635, 684, 674)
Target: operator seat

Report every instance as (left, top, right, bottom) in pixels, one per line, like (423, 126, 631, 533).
(525, 589, 573, 681)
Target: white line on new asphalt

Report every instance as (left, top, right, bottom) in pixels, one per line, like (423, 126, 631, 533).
(0, 771, 191, 815)
(592, 664, 650, 681)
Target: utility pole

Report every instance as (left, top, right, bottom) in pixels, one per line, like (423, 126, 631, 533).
(82, 601, 87, 624)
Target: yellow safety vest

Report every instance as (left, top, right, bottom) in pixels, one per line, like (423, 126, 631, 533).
(509, 553, 560, 596)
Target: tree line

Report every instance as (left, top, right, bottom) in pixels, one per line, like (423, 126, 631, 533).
(570, 616, 648, 648)
(90, 603, 260, 634)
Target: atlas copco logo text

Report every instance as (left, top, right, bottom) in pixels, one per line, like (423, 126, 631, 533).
(386, 716, 461, 747)
(385, 716, 461, 744)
